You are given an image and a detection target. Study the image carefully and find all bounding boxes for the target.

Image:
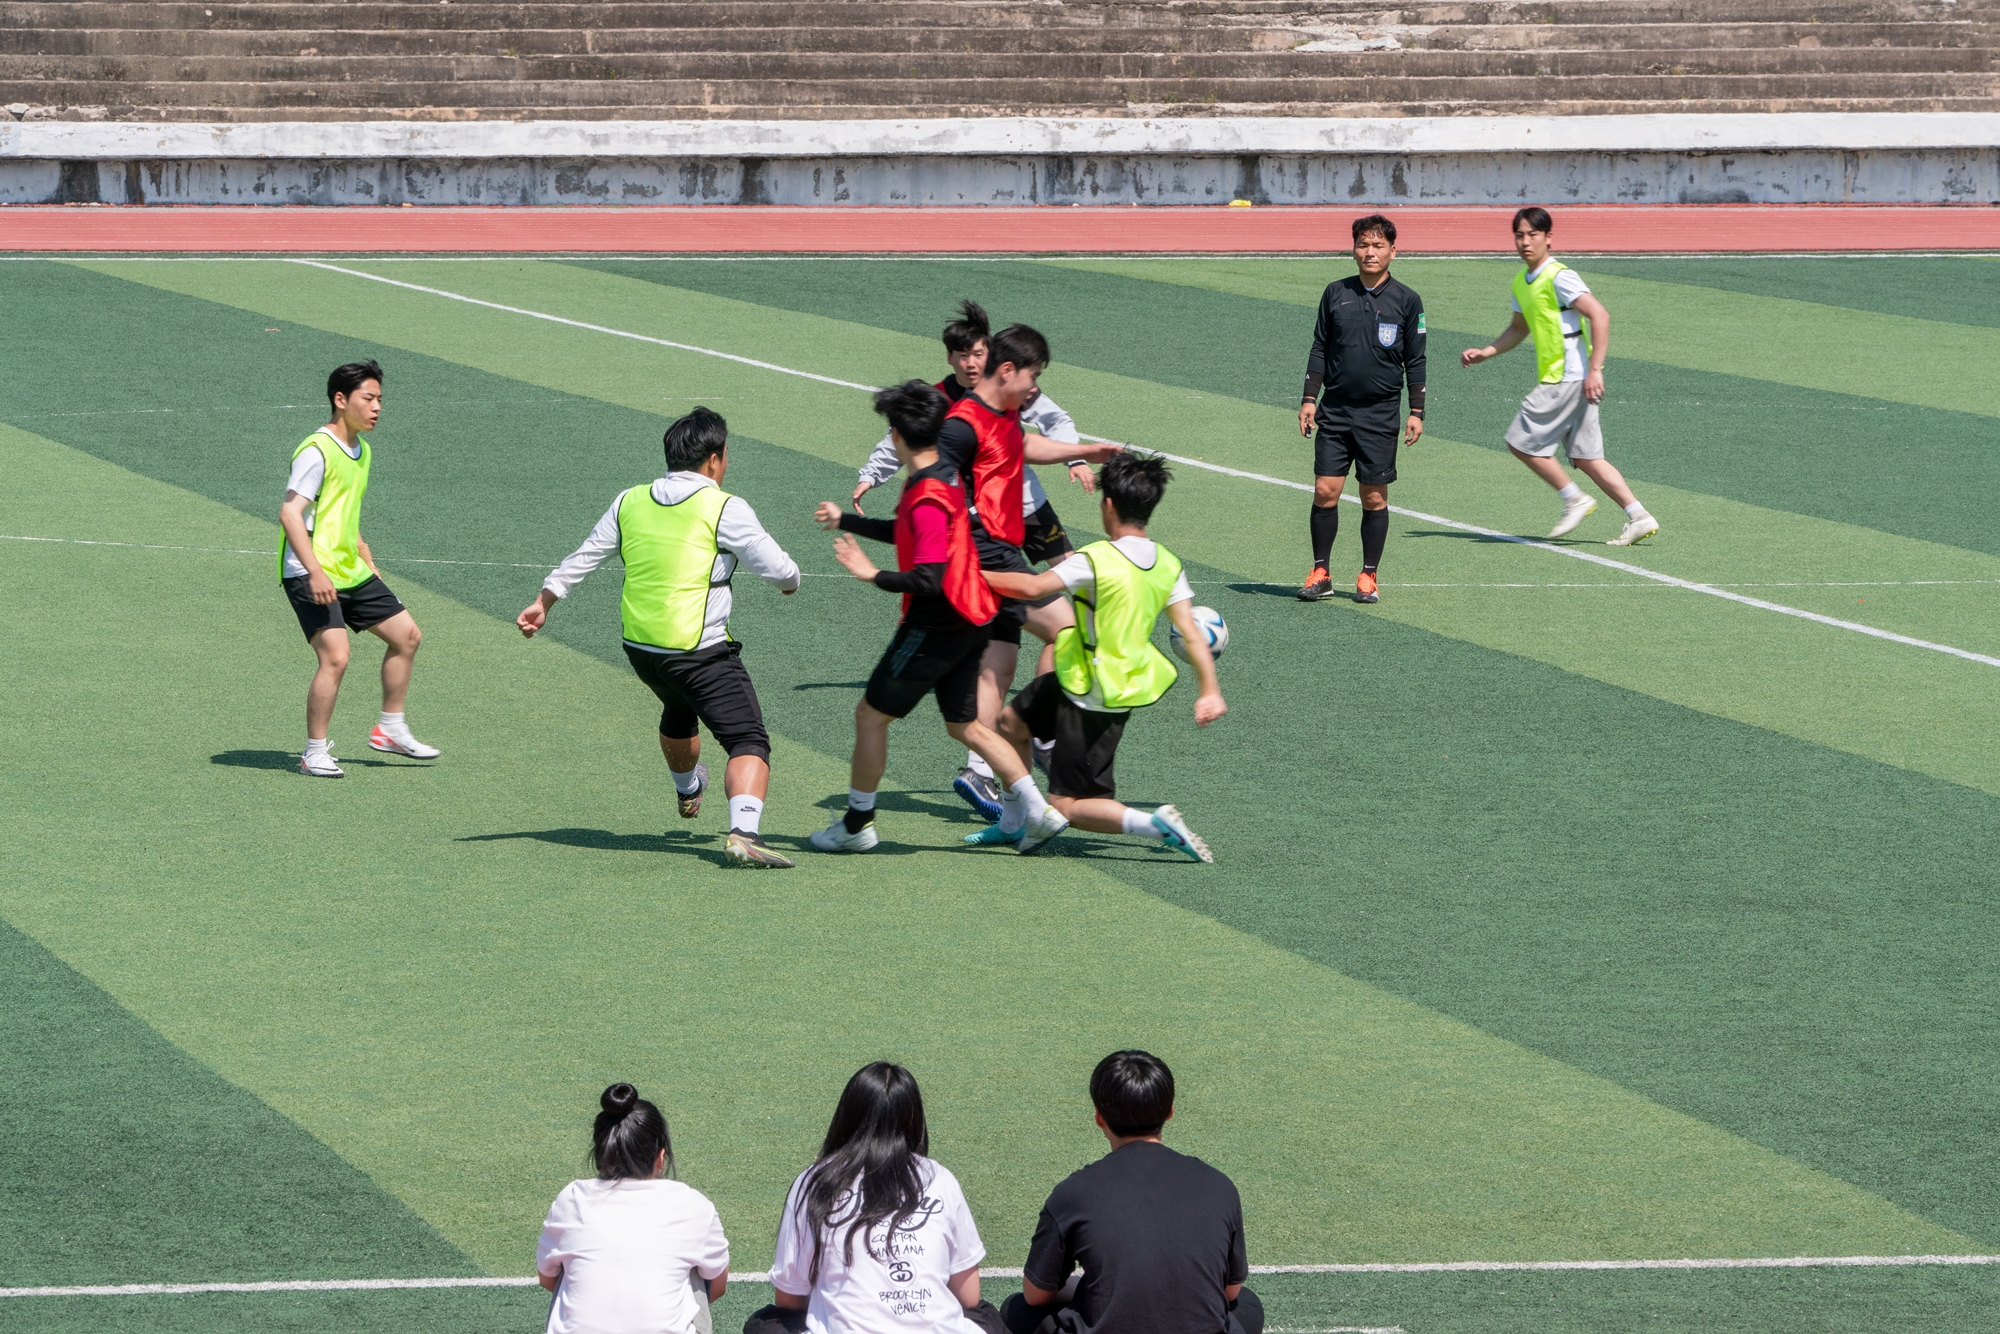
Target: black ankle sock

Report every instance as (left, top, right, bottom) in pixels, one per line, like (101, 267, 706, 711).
(1310, 504, 1339, 568)
(843, 806, 875, 834)
(1360, 507, 1389, 572)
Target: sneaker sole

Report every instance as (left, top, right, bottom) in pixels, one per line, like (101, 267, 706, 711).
(1608, 527, 1660, 548)
(298, 764, 344, 778)
(1017, 818, 1070, 855)
(726, 844, 796, 868)
(368, 737, 440, 759)
(952, 776, 1005, 822)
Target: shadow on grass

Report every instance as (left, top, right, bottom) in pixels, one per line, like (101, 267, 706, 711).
(812, 788, 982, 824)
(455, 827, 939, 863)
(210, 749, 408, 771)
(792, 680, 870, 691)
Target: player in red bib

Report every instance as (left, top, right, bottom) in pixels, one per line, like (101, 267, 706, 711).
(809, 381, 1069, 855)
(934, 324, 1120, 822)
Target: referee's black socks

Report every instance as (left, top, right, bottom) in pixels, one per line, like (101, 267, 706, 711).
(1310, 504, 1339, 568)
(1360, 507, 1388, 573)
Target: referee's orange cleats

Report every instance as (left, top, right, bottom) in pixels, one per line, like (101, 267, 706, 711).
(1355, 571, 1380, 603)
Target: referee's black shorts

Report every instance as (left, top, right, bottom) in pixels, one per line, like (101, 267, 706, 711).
(623, 640, 771, 761)
(1314, 402, 1402, 486)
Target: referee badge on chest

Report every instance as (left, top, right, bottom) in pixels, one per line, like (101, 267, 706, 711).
(1377, 322, 1398, 347)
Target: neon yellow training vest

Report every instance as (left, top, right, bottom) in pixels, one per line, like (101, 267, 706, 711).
(616, 482, 731, 651)
(280, 430, 373, 589)
(1511, 259, 1585, 385)
(1054, 540, 1183, 711)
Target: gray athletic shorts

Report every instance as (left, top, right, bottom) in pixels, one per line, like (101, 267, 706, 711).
(1504, 380, 1603, 461)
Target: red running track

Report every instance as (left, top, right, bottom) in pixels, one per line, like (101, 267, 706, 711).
(2, 204, 1997, 254)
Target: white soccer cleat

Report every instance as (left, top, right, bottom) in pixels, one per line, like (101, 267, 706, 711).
(1016, 806, 1070, 856)
(1548, 494, 1597, 538)
(1607, 516, 1660, 547)
(809, 818, 880, 853)
(299, 748, 345, 778)
(369, 723, 440, 759)
(1150, 804, 1214, 864)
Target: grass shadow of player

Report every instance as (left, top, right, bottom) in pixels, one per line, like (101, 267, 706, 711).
(1402, 527, 1540, 545)
(210, 749, 407, 771)
(792, 680, 871, 691)
(459, 827, 735, 867)
(1227, 580, 1372, 604)
(814, 788, 983, 825)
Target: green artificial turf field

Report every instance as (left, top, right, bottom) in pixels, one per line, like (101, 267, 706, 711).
(2, 251, 1996, 1334)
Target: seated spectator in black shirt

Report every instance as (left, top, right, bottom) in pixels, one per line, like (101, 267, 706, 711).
(1001, 1051, 1261, 1334)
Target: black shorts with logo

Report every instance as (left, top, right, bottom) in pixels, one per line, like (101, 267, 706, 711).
(283, 573, 406, 641)
(1313, 400, 1402, 485)
(973, 529, 1035, 646)
(1009, 671, 1128, 800)
(623, 640, 771, 761)
(1020, 500, 1075, 565)
(864, 618, 991, 724)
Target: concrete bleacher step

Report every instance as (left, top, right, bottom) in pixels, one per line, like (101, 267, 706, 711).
(1, 0, 1994, 120)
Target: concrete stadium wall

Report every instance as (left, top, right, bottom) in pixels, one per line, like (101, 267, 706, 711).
(3, 115, 1996, 207)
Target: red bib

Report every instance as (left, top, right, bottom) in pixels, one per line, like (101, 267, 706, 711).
(945, 394, 1025, 548)
(896, 476, 998, 627)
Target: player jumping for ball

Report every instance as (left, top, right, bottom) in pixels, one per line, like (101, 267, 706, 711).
(517, 408, 802, 868)
(279, 359, 438, 777)
(979, 453, 1225, 861)
(808, 380, 1069, 855)
(1462, 206, 1660, 547)
(1297, 214, 1427, 604)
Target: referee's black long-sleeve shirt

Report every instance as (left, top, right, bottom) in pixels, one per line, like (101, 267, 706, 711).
(1302, 273, 1427, 424)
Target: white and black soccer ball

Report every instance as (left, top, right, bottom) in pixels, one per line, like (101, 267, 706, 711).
(1170, 606, 1228, 664)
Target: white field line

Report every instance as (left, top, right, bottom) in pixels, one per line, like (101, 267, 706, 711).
(7, 534, 1995, 595)
(9, 1254, 1998, 1299)
(19, 258, 1980, 673)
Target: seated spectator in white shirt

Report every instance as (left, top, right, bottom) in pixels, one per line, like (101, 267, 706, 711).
(746, 1062, 1005, 1334)
(538, 1083, 732, 1334)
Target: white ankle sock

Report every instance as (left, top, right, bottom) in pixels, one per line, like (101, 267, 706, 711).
(998, 789, 1027, 835)
(1121, 807, 1161, 839)
(378, 710, 405, 730)
(305, 737, 331, 757)
(1011, 776, 1048, 822)
(728, 795, 763, 834)
(1557, 483, 1584, 502)
(966, 751, 995, 779)
(1624, 501, 1650, 519)
(848, 787, 877, 812)
(671, 767, 702, 795)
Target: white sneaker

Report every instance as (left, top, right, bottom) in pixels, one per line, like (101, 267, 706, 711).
(369, 723, 440, 759)
(1017, 806, 1070, 855)
(1548, 494, 1597, 538)
(299, 748, 344, 778)
(809, 817, 880, 853)
(1606, 515, 1660, 547)
(1149, 804, 1214, 863)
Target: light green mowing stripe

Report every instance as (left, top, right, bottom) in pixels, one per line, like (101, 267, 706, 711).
(74, 259, 2000, 799)
(0, 420, 1976, 1276)
(1046, 258, 2000, 418)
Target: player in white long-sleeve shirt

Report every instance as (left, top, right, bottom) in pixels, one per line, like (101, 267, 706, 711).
(518, 407, 802, 868)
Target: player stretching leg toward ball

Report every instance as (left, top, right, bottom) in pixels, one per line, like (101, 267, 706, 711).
(1297, 214, 1427, 604)
(517, 408, 802, 868)
(1463, 207, 1660, 547)
(980, 453, 1226, 861)
(808, 381, 1067, 855)
(279, 360, 437, 777)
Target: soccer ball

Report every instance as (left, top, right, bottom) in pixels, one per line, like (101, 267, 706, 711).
(1170, 606, 1228, 664)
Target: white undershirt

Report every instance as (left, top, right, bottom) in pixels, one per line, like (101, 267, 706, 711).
(536, 1177, 730, 1334)
(857, 389, 1081, 517)
(280, 430, 362, 580)
(1050, 536, 1195, 713)
(1509, 261, 1593, 382)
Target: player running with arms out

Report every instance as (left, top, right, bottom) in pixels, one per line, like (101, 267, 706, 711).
(851, 302, 1096, 806)
(980, 453, 1225, 862)
(279, 359, 438, 777)
(808, 381, 1067, 855)
(937, 324, 1122, 824)
(1463, 206, 1660, 547)
(1297, 214, 1426, 605)
(517, 408, 802, 869)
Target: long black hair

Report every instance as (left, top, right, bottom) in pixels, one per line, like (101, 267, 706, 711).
(591, 1082, 674, 1181)
(794, 1062, 930, 1282)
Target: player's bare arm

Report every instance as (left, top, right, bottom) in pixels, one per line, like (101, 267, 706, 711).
(1166, 599, 1227, 727)
(279, 490, 338, 605)
(1572, 291, 1611, 402)
(1026, 435, 1117, 465)
(984, 567, 1067, 601)
(814, 500, 845, 530)
(517, 588, 558, 636)
(831, 532, 881, 581)
(1404, 414, 1424, 446)
(1463, 312, 1530, 367)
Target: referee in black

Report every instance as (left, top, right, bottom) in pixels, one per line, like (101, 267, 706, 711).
(1297, 213, 1427, 603)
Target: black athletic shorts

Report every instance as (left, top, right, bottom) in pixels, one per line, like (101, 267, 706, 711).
(864, 618, 990, 724)
(1314, 405, 1401, 485)
(974, 529, 1034, 645)
(1020, 500, 1074, 565)
(283, 573, 406, 641)
(1009, 671, 1128, 801)
(623, 640, 771, 761)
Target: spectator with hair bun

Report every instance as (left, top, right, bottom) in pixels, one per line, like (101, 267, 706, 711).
(537, 1082, 732, 1334)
